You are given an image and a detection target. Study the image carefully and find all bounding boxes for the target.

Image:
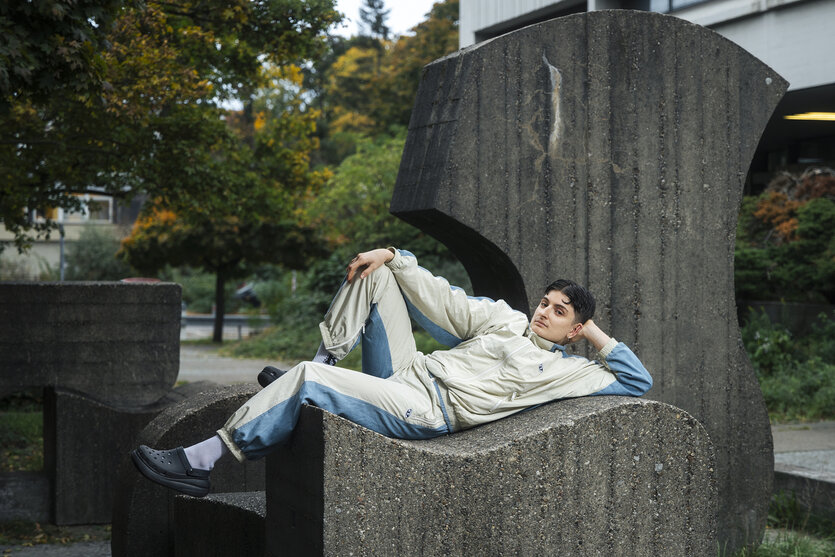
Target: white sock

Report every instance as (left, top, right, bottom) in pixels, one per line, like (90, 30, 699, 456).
(183, 435, 228, 471)
(312, 342, 338, 365)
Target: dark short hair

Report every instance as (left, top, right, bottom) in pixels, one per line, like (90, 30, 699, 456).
(544, 279, 596, 324)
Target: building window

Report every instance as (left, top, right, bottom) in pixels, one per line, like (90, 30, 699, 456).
(85, 197, 112, 222)
(648, 0, 710, 13)
(60, 194, 114, 224)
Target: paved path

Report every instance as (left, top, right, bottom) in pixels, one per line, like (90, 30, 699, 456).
(773, 421, 835, 473)
(177, 344, 296, 387)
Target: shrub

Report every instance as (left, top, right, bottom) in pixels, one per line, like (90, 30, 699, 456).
(735, 183, 835, 304)
(64, 225, 133, 281)
(162, 266, 245, 315)
(742, 310, 835, 422)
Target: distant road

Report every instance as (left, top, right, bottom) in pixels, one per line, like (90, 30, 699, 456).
(180, 313, 270, 342)
(178, 344, 296, 386)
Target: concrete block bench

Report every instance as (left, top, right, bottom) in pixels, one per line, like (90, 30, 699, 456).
(269, 396, 716, 556)
(115, 392, 716, 556)
(0, 282, 182, 524)
(111, 385, 266, 557)
(0, 282, 180, 405)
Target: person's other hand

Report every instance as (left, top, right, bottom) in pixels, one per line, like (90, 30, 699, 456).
(346, 249, 393, 283)
(568, 319, 612, 352)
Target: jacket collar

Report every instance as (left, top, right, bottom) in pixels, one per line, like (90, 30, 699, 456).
(527, 330, 566, 354)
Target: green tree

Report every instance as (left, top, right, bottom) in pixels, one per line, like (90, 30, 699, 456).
(359, 0, 391, 41)
(304, 130, 468, 287)
(306, 132, 407, 249)
(121, 207, 322, 342)
(1, 0, 340, 253)
(323, 45, 385, 135)
(303, 34, 383, 166)
(305, 0, 458, 165)
(377, 0, 459, 128)
(0, 0, 125, 105)
(121, 67, 330, 342)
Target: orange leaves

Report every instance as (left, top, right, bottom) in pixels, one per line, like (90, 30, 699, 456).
(254, 111, 267, 132)
(753, 192, 801, 243)
(752, 168, 835, 244)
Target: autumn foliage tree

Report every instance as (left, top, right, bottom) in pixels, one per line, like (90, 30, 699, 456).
(1, 0, 340, 252)
(735, 168, 835, 303)
(308, 0, 459, 163)
(120, 67, 330, 342)
(121, 207, 322, 342)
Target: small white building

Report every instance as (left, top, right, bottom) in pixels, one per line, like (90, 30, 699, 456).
(460, 0, 835, 190)
(0, 195, 142, 280)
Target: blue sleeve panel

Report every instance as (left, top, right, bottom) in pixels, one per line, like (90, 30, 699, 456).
(403, 295, 463, 348)
(591, 342, 653, 397)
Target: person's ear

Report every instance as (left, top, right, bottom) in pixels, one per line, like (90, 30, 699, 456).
(567, 322, 583, 339)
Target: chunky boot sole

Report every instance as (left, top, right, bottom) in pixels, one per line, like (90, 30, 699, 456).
(257, 365, 288, 388)
(131, 445, 210, 497)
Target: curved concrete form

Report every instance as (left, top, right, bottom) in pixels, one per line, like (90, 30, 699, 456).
(111, 384, 265, 557)
(267, 397, 716, 556)
(391, 10, 785, 548)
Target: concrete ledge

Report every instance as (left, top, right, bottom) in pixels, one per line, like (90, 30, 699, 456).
(43, 382, 214, 525)
(173, 492, 266, 557)
(0, 472, 50, 522)
(0, 282, 181, 405)
(267, 396, 717, 556)
(774, 463, 835, 520)
(111, 384, 266, 557)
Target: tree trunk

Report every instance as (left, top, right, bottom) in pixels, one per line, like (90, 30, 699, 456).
(213, 269, 226, 343)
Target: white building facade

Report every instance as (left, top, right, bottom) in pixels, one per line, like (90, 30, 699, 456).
(0, 195, 142, 280)
(459, 0, 835, 188)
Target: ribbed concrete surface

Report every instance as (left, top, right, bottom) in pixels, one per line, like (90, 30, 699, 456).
(267, 398, 716, 556)
(392, 10, 787, 550)
(0, 282, 181, 406)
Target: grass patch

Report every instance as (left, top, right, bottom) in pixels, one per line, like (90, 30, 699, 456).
(219, 324, 316, 362)
(0, 411, 43, 473)
(726, 491, 835, 557)
(767, 490, 835, 540)
(732, 530, 834, 557)
(0, 521, 111, 546)
(220, 321, 449, 370)
(0, 389, 43, 473)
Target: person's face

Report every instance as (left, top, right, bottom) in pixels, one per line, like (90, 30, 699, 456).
(531, 289, 581, 345)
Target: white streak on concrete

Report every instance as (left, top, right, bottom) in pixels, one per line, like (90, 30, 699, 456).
(542, 54, 562, 156)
